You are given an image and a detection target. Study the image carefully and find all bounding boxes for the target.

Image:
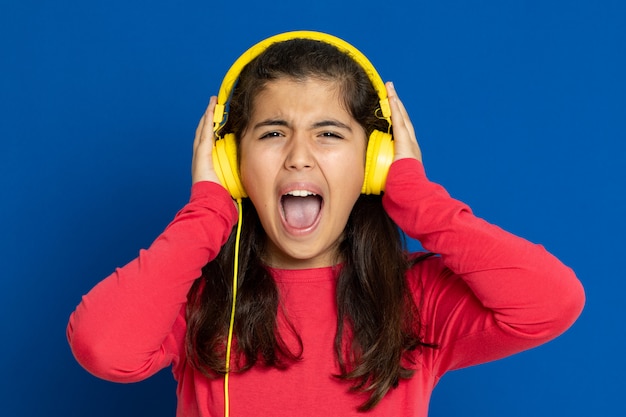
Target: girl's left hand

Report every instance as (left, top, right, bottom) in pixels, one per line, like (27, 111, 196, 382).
(386, 82, 423, 163)
(192, 96, 222, 185)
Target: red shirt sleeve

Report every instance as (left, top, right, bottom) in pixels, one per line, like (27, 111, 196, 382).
(67, 181, 238, 382)
(382, 158, 585, 377)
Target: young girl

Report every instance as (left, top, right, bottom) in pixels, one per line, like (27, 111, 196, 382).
(67, 32, 585, 416)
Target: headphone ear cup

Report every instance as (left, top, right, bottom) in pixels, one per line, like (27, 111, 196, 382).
(362, 130, 394, 195)
(212, 133, 247, 200)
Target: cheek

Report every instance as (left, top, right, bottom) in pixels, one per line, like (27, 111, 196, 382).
(240, 164, 261, 198)
(240, 153, 274, 205)
(239, 145, 259, 187)
(329, 150, 366, 190)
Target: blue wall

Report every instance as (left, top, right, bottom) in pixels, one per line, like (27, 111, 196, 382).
(2, 1, 624, 415)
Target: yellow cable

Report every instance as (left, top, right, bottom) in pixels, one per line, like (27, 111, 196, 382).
(224, 198, 243, 417)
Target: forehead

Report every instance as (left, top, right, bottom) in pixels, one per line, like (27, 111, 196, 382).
(250, 77, 350, 119)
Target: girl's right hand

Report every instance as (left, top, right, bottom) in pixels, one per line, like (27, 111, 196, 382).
(191, 96, 222, 185)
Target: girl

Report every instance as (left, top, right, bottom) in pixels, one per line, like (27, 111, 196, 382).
(67, 32, 584, 416)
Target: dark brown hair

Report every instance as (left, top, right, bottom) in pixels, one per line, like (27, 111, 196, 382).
(186, 38, 435, 411)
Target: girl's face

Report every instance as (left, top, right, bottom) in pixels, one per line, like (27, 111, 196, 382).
(239, 78, 367, 269)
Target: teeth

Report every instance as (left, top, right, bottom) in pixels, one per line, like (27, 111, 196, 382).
(285, 190, 317, 197)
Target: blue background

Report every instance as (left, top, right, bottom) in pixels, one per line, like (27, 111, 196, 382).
(2, 0, 624, 416)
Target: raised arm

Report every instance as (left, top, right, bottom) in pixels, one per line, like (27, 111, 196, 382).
(67, 98, 238, 382)
(382, 83, 584, 375)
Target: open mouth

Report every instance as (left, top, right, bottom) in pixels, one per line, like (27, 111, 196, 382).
(280, 190, 323, 230)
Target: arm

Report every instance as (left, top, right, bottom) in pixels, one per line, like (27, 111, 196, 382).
(67, 182, 237, 382)
(382, 83, 585, 375)
(67, 97, 238, 382)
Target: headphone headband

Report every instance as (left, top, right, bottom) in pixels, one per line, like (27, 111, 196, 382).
(212, 30, 391, 133)
(211, 31, 395, 199)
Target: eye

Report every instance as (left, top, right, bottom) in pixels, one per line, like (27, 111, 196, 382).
(259, 131, 283, 140)
(319, 131, 344, 139)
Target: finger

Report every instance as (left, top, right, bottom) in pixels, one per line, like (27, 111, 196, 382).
(192, 96, 222, 185)
(193, 113, 206, 147)
(386, 82, 422, 162)
(193, 96, 217, 152)
(387, 82, 416, 142)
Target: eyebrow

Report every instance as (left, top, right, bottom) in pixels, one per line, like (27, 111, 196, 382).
(252, 118, 353, 132)
(252, 119, 288, 130)
(312, 120, 352, 131)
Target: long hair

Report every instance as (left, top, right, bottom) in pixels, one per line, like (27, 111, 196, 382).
(186, 38, 435, 411)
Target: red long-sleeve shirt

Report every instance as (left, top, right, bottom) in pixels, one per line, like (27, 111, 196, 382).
(67, 158, 584, 416)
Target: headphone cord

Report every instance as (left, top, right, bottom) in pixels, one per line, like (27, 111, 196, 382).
(224, 198, 243, 417)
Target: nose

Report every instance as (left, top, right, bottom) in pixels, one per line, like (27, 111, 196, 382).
(284, 134, 315, 171)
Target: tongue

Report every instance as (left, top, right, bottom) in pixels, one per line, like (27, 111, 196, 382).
(282, 195, 321, 229)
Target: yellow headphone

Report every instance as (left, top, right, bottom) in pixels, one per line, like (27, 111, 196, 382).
(211, 30, 395, 199)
